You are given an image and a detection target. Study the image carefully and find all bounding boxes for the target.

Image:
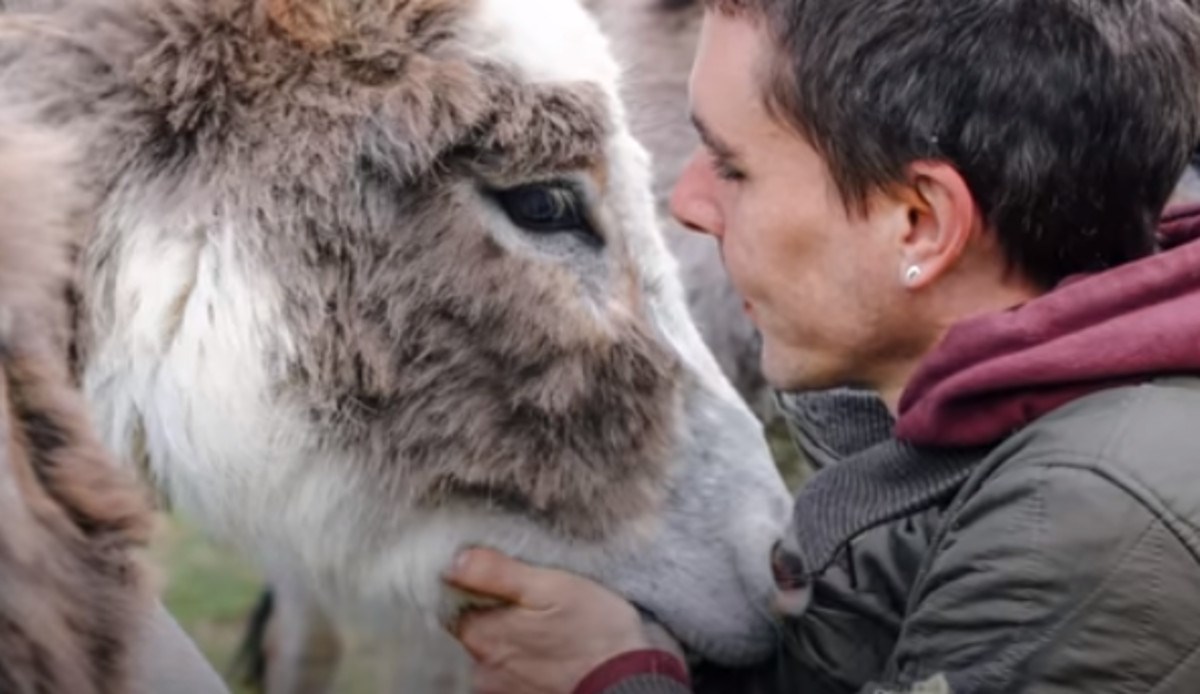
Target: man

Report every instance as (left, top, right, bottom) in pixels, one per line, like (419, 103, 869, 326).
(445, 1, 1200, 692)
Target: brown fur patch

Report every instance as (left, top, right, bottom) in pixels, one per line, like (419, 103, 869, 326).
(265, 0, 338, 50)
(0, 128, 152, 694)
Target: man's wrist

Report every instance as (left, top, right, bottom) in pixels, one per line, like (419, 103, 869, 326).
(573, 649, 691, 694)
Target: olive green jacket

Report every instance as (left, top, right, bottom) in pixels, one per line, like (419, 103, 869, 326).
(628, 378, 1200, 694)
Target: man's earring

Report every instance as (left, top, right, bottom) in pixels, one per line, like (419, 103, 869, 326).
(904, 265, 923, 285)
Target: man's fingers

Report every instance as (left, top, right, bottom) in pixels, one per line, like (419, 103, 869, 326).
(456, 608, 518, 665)
(444, 547, 551, 608)
(453, 610, 492, 661)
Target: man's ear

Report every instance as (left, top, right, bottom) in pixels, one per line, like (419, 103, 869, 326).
(894, 161, 981, 289)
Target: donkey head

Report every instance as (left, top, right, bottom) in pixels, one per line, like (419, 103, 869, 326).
(0, 0, 791, 664)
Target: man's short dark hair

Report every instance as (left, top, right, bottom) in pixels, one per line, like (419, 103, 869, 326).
(704, 0, 1200, 287)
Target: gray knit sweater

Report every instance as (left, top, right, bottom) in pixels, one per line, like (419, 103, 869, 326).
(588, 388, 932, 694)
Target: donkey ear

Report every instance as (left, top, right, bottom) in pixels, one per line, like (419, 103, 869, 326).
(264, 0, 338, 51)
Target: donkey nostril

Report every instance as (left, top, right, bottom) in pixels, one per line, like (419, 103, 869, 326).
(769, 540, 807, 591)
(770, 540, 812, 617)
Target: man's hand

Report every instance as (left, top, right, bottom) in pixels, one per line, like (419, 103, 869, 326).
(443, 548, 668, 694)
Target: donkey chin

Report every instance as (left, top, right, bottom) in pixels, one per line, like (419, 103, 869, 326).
(384, 402, 789, 666)
(89, 253, 792, 665)
(146, 349, 793, 667)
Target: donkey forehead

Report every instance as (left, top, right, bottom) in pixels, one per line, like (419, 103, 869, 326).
(75, 0, 624, 189)
(451, 0, 626, 179)
(275, 0, 624, 173)
(465, 0, 621, 91)
(271, 0, 619, 89)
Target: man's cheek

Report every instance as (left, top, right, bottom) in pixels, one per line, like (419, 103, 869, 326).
(723, 242, 763, 301)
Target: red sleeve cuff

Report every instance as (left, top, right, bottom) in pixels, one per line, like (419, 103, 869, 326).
(573, 649, 690, 694)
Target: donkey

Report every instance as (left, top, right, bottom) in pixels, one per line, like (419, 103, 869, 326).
(232, 0, 783, 688)
(0, 121, 155, 694)
(0, 0, 793, 688)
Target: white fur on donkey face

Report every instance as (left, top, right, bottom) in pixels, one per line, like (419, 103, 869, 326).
(79, 0, 791, 666)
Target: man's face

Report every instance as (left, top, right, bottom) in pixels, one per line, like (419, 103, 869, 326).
(670, 12, 914, 393)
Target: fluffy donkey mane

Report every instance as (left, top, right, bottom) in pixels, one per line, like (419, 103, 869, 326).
(0, 126, 153, 694)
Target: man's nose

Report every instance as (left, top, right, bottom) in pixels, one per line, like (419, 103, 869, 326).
(670, 150, 724, 239)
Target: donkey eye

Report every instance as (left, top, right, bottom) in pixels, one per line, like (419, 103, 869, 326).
(493, 183, 599, 242)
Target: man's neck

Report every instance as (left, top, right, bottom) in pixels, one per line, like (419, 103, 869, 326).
(876, 277, 1043, 415)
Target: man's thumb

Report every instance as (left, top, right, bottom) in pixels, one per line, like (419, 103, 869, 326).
(444, 547, 535, 606)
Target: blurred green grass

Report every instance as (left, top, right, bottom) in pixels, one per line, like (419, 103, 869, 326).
(148, 517, 263, 694)
(149, 517, 415, 693)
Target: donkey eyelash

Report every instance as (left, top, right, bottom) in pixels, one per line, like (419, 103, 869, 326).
(489, 181, 605, 248)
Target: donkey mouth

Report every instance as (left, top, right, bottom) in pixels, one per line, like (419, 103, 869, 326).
(769, 539, 806, 591)
(634, 604, 704, 665)
(772, 586, 812, 618)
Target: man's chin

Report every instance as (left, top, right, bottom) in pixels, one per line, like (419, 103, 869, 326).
(761, 351, 847, 394)
(761, 359, 817, 393)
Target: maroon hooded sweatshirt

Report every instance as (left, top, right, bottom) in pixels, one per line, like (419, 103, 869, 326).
(896, 203, 1200, 447)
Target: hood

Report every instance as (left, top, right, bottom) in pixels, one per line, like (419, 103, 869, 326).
(896, 204, 1200, 447)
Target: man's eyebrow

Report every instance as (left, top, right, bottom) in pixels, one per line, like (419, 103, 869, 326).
(690, 112, 742, 163)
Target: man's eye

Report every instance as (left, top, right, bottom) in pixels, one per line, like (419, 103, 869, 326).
(713, 158, 746, 183)
(494, 183, 592, 235)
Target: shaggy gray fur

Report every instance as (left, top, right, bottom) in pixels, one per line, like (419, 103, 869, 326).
(0, 124, 153, 694)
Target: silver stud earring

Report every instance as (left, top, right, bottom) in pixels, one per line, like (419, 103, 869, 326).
(904, 265, 922, 285)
